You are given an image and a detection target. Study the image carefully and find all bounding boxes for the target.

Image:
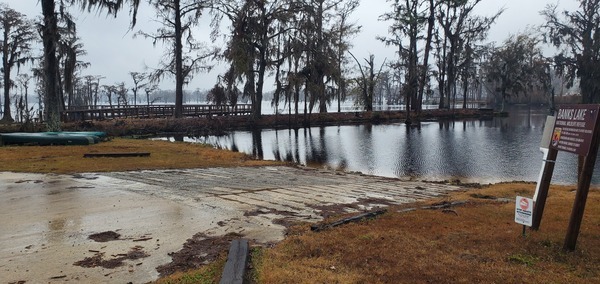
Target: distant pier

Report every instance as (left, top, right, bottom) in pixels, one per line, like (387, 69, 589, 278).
(61, 104, 253, 121)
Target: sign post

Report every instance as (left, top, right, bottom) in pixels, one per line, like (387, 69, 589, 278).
(532, 116, 558, 230)
(548, 104, 600, 251)
(515, 196, 534, 236)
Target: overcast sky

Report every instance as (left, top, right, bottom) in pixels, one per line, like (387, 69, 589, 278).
(5, 0, 578, 92)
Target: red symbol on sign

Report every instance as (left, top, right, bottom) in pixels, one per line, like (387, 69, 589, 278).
(552, 128, 562, 147)
(519, 198, 529, 210)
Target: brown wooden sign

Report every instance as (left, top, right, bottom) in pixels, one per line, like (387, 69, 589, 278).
(550, 105, 600, 156)
(534, 104, 600, 251)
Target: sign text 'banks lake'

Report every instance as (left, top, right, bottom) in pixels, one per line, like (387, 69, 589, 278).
(551, 105, 600, 156)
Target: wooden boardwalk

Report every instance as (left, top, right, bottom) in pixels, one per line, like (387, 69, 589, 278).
(61, 104, 253, 121)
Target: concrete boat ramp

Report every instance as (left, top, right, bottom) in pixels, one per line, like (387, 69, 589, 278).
(0, 166, 462, 283)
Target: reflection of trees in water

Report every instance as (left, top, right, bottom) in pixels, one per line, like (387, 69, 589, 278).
(273, 131, 281, 161)
(305, 127, 328, 167)
(435, 120, 471, 178)
(334, 127, 348, 171)
(263, 127, 330, 167)
(192, 134, 238, 152)
(272, 129, 301, 163)
(438, 120, 453, 130)
(273, 128, 301, 163)
(399, 123, 422, 178)
(356, 124, 375, 173)
(230, 134, 239, 152)
(251, 129, 263, 159)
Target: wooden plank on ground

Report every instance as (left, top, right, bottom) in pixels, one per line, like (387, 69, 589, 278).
(83, 152, 150, 158)
(220, 239, 249, 284)
(311, 209, 387, 232)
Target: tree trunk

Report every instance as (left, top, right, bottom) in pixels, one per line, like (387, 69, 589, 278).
(2, 53, 12, 122)
(246, 54, 257, 119)
(408, 22, 419, 112)
(174, 0, 184, 118)
(462, 76, 468, 109)
(417, 0, 435, 114)
(254, 39, 268, 119)
(294, 56, 300, 116)
(42, 0, 62, 131)
(316, 1, 327, 113)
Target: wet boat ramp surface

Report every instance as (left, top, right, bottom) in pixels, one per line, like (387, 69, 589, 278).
(0, 166, 462, 283)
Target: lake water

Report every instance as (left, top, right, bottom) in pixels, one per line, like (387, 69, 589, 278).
(166, 106, 599, 184)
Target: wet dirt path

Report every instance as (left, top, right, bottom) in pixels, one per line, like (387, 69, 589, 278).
(0, 167, 461, 283)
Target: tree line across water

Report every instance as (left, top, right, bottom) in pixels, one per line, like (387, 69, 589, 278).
(0, 0, 597, 129)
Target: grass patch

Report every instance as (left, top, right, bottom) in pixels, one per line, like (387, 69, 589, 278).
(247, 247, 265, 283)
(0, 138, 282, 174)
(154, 256, 226, 284)
(508, 254, 538, 267)
(252, 183, 600, 283)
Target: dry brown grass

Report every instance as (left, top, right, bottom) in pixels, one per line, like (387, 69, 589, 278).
(255, 183, 600, 283)
(0, 138, 280, 174)
(3, 138, 599, 283)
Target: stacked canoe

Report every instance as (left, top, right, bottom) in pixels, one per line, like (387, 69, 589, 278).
(0, 131, 108, 146)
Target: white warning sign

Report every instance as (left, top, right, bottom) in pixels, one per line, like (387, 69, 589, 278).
(515, 196, 533, 227)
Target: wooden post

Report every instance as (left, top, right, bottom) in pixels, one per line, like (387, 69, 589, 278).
(563, 110, 600, 251)
(220, 239, 249, 284)
(531, 147, 558, 230)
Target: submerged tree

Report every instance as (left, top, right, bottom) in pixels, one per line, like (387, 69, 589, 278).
(215, 0, 301, 119)
(16, 73, 33, 122)
(329, 0, 360, 112)
(139, 0, 218, 118)
(300, 0, 348, 114)
(482, 33, 550, 111)
(0, 4, 36, 123)
(349, 53, 385, 111)
(435, 0, 501, 109)
(129, 71, 146, 105)
(379, 0, 428, 118)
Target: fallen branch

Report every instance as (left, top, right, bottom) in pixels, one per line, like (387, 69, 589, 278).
(83, 152, 150, 158)
(311, 209, 387, 232)
(133, 237, 153, 242)
(397, 201, 468, 214)
(423, 201, 467, 210)
(442, 209, 459, 216)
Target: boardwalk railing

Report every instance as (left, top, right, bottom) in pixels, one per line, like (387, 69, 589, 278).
(61, 104, 253, 121)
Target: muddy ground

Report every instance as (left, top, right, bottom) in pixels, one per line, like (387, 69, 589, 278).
(0, 166, 462, 283)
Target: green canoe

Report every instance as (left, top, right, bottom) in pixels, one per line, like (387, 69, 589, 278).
(0, 131, 107, 146)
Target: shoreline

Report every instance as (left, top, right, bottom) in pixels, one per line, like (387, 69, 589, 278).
(0, 108, 505, 137)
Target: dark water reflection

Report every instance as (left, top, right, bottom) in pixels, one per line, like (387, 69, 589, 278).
(174, 107, 597, 184)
